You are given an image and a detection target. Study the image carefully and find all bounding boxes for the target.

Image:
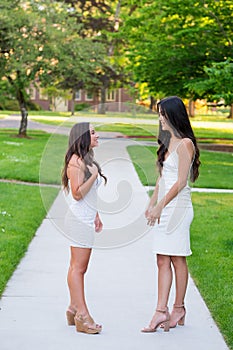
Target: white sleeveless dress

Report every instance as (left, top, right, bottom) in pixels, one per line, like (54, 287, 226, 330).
(64, 176, 102, 248)
(152, 141, 194, 256)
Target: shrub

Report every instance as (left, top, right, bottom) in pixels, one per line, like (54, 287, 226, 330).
(74, 102, 90, 111)
(26, 101, 42, 111)
(3, 99, 19, 111)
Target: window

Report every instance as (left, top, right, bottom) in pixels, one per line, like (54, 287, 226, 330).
(39, 88, 47, 100)
(106, 89, 115, 101)
(75, 90, 81, 101)
(85, 91, 93, 101)
(26, 87, 36, 100)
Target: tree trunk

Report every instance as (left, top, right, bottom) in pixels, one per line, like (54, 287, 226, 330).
(188, 99, 195, 117)
(71, 90, 75, 116)
(19, 107, 28, 136)
(17, 90, 28, 136)
(98, 87, 106, 114)
(149, 96, 156, 111)
(228, 103, 233, 119)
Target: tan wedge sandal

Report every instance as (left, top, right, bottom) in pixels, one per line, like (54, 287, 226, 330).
(74, 314, 102, 334)
(66, 308, 76, 326)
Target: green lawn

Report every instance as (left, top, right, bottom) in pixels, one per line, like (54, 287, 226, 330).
(193, 126, 233, 141)
(189, 193, 233, 349)
(0, 129, 63, 295)
(127, 145, 233, 189)
(0, 110, 70, 117)
(0, 129, 68, 184)
(29, 117, 233, 144)
(0, 182, 59, 295)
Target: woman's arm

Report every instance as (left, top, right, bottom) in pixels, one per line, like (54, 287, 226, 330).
(147, 139, 194, 225)
(68, 156, 98, 201)
(145, 176, 160, 218)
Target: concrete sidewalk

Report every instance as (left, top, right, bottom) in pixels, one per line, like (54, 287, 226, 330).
(0, 138, 229, 350)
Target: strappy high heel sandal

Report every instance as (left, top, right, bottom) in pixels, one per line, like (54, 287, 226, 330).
(66, 308, 76, 326)
(170, 304, 186, 328)
(141, 308, 170, 333)
(74, 314, 102, 334)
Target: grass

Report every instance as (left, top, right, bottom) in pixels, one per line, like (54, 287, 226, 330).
(0, 129, 68, 184)
(188, 193, 233, 349)
(192, 126, 233, 141)
(0, 182, 59, 295)
(0, 129, 64, 295)
(127, 145, 233, 189)
(0, 110, 70, 117)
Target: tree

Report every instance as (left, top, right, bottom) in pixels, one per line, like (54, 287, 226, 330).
(186, 59, 233, 118)
(51, 34, 107, 115)
(56, 0, 127, 114)
(120, 0, 233, 115)
(0, 0, 70, 136)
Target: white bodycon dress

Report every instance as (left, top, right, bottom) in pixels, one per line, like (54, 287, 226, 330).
(64, 176, 102, 248)
(152, 143, 194, 256)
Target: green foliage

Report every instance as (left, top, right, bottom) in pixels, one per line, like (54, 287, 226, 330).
(186, 59, 233, 106)
(74, 103, 90, 111)
(26, 101, 42, 111)
(0, 99, 19, 111)
(41, 86, 71, 112)
(121, 0, 233, 99)
(0, 0, 79, 133)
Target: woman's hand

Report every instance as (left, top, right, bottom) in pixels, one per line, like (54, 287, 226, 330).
(145, 207, 152, 219)
(94, 213, 103, 233)
(87, 164, 98, 178)
(147, 203, 163, 226)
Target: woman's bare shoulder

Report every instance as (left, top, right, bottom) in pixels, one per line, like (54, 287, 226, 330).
(177, 138, 194, 158)
(68, 155, 85, 169)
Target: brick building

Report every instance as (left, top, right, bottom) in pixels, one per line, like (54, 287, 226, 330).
(29, 86, 134, 112)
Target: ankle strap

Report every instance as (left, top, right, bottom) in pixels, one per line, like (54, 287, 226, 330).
(156, 307, 168, 314)
(173, 304, 185, 308)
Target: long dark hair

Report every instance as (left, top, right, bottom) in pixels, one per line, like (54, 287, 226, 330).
(157, 96, 200, 182)
(62, 122, 107, 191)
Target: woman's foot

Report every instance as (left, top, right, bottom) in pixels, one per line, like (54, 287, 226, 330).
(141, 308, 170, 333)
(169, 304, 186, 328)
(75, 313, 102, 334)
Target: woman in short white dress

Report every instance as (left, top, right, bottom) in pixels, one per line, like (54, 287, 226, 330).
(62, 122, 107, 334)
(142, 96, 200, 333)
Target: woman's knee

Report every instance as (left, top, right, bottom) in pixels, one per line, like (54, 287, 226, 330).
(156, 254, 171, 270)
(171, 256, 187, 269)
(70, 261, 88, 275)
(69, 247, 91, 274)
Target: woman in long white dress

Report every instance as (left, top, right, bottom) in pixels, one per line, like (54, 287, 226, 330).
(142, 96, 200, 333)
(62, 122, 107, 334)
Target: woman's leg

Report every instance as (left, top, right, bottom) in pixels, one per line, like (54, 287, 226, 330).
(67, 246, 92, 316)
(156, 254, 173, 310)
(142, 254, 172, 330)
(171, 256, 188, 306)
(169, 256, 188, 327)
